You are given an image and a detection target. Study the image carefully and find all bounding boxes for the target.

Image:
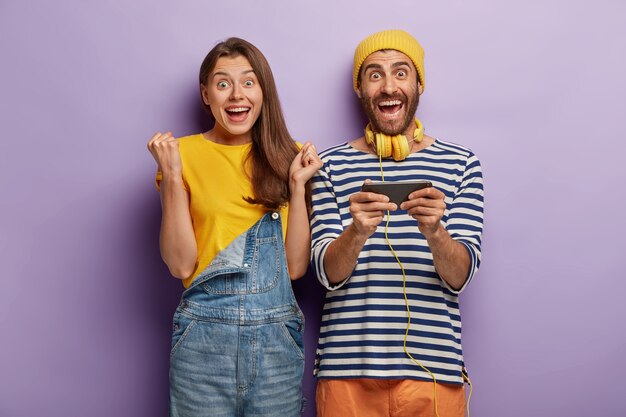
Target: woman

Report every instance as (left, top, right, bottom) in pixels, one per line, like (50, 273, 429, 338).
(147, 37, 322, 417)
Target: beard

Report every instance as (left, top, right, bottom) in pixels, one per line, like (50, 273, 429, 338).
(359, 89, 419, 136)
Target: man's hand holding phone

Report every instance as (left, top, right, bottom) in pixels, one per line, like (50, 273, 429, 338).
(355, 179, 444, 238)
(349, 180, 398, 239)
(400, 186, 447, 238)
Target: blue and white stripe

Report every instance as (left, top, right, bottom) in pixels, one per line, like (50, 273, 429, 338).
(310, 139, 484, 384)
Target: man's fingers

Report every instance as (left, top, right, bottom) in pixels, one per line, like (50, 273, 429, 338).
(350, 203, 397, 217)
(351, 191, 390, 204)
(357, 210, 385, 219)
(353, 213, 384, 231)
(352, 200, 396, 213)
(409, 206, 441, 217)
(401, 196, 445, 211)
(408, 186, 444, 200)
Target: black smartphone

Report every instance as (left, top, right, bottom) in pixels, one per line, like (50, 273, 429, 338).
(360, 180, 432, 206)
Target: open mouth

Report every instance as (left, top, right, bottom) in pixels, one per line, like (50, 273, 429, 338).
(225, 106, 251, 122)
(377, 99, 403, 118)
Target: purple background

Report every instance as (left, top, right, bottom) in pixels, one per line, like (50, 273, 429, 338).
(1, 1, 625, 416)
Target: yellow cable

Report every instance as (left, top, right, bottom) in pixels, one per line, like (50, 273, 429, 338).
(463, 369, 473, 417)
(376, 152, 472, 416)
(377, 153, 441, 417)
(383, 213, 441, 417)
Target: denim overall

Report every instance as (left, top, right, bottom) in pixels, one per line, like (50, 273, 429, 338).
(169, 212, 305, 417)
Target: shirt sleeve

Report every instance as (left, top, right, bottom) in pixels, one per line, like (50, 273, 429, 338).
(442, 152, 484, 294)
(309, 160, 353, 290)
(155, 170, 162, 191)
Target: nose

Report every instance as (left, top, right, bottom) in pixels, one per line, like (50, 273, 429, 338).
(230, 84, 243, 100)
(381, 76, 398, 95)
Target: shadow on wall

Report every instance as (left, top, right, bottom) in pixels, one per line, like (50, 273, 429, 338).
(293, 269, 327, 416)
(179, 81, 214, 135)
(128, 188, 183, 417)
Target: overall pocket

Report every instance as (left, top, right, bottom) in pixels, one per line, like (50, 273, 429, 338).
(279, 316, 305, 360)
(252, 236, 280, 292)
(170, 312, 197, 359)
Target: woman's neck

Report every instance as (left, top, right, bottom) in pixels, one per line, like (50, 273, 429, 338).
(204, 125, 252, 145)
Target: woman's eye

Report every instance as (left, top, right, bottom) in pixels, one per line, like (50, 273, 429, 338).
(217, 81, 229, 88)
(244, 80, 254, 87)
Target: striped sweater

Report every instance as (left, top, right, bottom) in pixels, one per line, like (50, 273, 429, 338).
(310, 139, 484, 384)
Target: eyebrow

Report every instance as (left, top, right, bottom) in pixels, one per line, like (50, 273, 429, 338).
(211, 69, 256, 79)
(362, 61, 412, 74)
(392, 61, 412, 69)
(362, 63, 383, 74)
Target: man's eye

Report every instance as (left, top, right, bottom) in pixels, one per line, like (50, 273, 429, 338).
(371, 73, 381, 80)
(217, 81, 229, 88)
(397, 70, 407, 78)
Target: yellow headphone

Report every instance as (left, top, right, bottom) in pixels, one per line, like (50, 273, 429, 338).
(364, 118, 424, 161)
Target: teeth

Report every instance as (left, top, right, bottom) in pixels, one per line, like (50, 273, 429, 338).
(227, 107, 250, 113)
(382, 111, 400, 118)
(379, 100, 402, 106)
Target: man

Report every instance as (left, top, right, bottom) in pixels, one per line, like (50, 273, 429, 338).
(310, 30, 484, 417)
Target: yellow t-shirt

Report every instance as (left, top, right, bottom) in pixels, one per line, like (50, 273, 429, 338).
(157, 134, 289, 287)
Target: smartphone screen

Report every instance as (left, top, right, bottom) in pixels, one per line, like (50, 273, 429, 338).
(361, 180, 432, 206)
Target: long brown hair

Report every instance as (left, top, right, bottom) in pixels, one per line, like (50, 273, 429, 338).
(199, 37, 310, 211)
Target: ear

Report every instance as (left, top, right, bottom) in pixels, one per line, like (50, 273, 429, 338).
(418, 83, 424, 95)
(200, 84, 210, 106)
(355, 84, 363, 99)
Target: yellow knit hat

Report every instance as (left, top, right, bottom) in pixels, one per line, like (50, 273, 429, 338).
(353, 29, 425, 92)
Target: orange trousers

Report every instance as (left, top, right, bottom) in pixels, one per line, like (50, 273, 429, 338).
(316, 378, 466, 417)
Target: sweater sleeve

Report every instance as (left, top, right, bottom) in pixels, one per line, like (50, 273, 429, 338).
(442, 151, 484, 294)
(309, 161, 353, 290)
